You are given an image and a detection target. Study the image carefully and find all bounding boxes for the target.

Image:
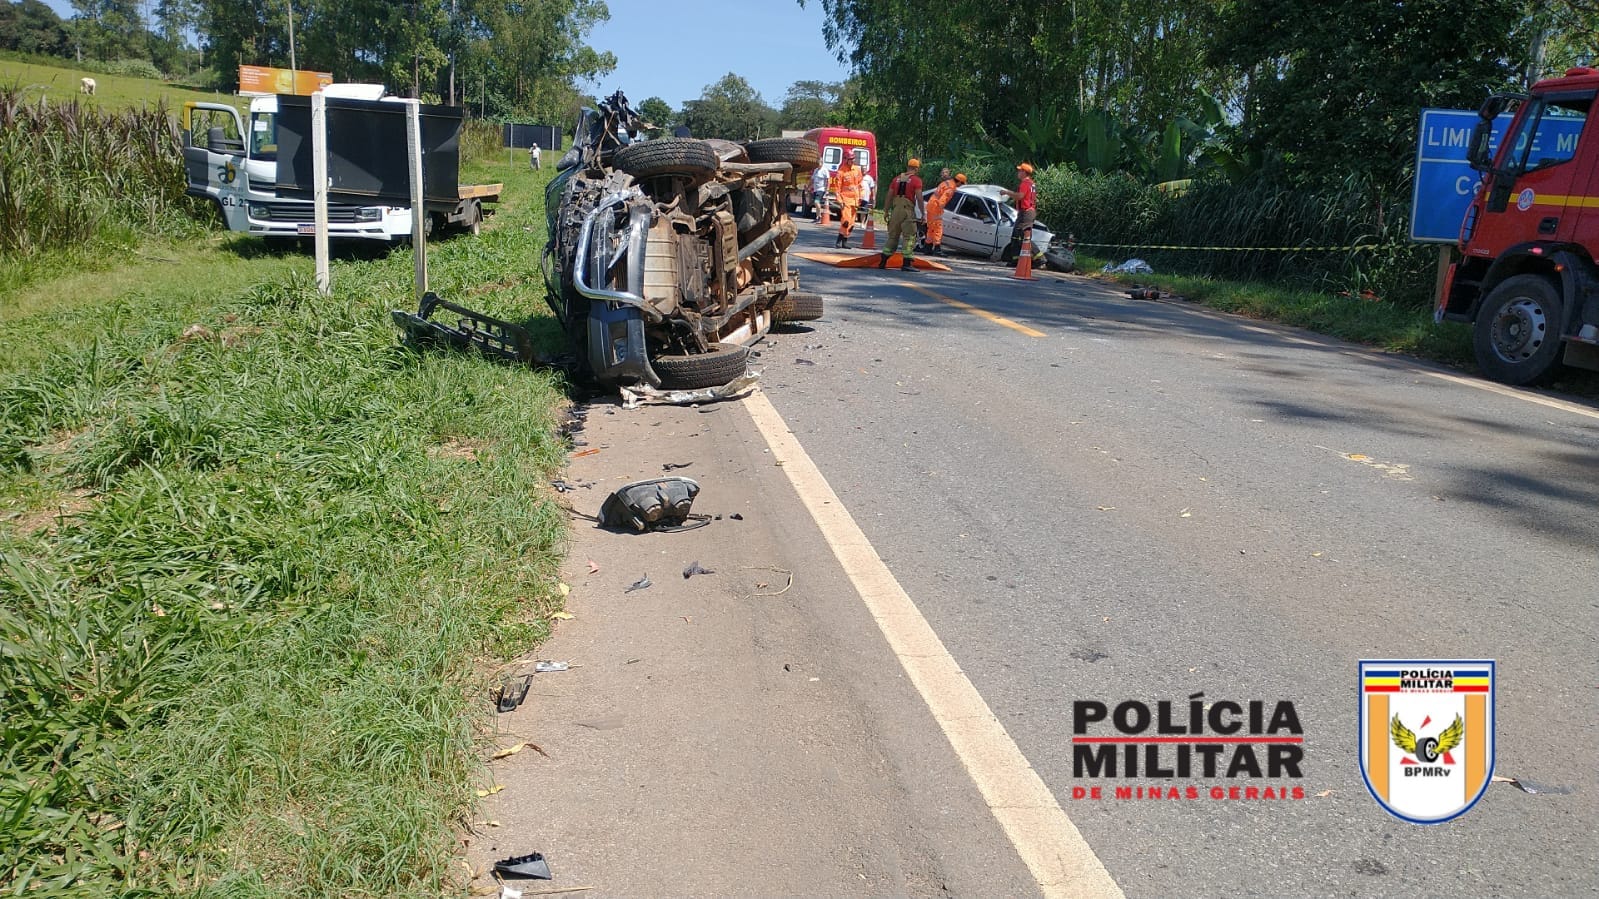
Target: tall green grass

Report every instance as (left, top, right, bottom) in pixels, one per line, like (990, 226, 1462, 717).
(0, 164, 570, 895)
(1034, 168, 1436, 307)
(0, 86, 209, 257)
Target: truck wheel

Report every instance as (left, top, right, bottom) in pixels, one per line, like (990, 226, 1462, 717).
(745, 138, 820, 173)
(773, 291, 824, 323)
(468, 202, 482, 236)
(615, 138, 718, 181)
(1473, 274, 1565, 385)
(652, 342, 750, 389)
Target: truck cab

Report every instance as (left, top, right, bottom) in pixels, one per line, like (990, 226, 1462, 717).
(1438, 67, 1599, 384)
(182, 84, 416, 243)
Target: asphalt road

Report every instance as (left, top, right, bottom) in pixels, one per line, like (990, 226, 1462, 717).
(755, 223, 1599, 897)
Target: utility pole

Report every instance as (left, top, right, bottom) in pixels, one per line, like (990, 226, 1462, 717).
(286, 0, 297, 74)
(447, 0, 457, 107)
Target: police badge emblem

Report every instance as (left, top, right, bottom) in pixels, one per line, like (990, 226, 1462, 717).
(1359, 660, 1495, 823)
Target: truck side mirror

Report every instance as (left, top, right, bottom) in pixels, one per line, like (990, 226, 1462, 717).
(1467, 119, 1494, 171)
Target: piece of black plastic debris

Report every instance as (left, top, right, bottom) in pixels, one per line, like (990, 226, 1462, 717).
(683, 561, 715, 579)
(662, 462, 693, 471)
(626, 575, 652, 593)
(494, 852, 552, 880)
(729, 513, 744, 520)
(795, 358, 816, 365)
(495, 674, 534, 713)
(552, 479, 573, 493)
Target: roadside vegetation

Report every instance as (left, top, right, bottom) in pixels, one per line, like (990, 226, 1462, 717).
(1, 151, 571, 894)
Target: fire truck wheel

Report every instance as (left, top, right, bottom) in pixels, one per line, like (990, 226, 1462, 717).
(615, 138, 718, 181)
(745, 138, 821, 173)
(1473, 274, 1566, 385)
(652, 342, 751, 389)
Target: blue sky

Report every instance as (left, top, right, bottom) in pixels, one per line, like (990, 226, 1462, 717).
(581, 0, 852, 107)
(41, 0, 853, 108)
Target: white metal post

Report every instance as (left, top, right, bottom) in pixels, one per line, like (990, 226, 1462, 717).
(407, 99, 428, 299)
(311, 90, 329, 295)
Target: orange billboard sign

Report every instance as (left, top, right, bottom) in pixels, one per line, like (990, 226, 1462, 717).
(238, 65, 333, 96)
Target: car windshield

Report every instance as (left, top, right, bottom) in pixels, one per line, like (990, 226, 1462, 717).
(249, 112, 277, 161)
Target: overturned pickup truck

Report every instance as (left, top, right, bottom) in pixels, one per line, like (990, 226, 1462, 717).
(542, 92, 825, 388)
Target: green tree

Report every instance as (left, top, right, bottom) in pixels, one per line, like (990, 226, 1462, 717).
(69, 0, 148, 60)
(778, 79, 844, 129)
(0, 1, 71, 56)
(636, 95, 674, 135)
(1211, 0, 1530, 192)
(808, 0, 1233, 160)
(680, 72, 778, 139)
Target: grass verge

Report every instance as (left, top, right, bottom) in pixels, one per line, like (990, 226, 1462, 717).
(1, 161, 570, 896)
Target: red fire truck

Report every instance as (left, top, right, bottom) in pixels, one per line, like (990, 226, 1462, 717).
(1439, 67, 1599, 384)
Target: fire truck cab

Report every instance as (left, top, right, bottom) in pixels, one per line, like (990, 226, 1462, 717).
(1439, 66, 1599, 384)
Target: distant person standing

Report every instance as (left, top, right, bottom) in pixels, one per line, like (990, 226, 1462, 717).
(922, 168, 961, 256)
(830, 155, 863, 248)
(1000, 162, 1037, 265)
(809, 164, 830, 219)
(877, 158, 924, 271)
(860, 168, 876, 217)
(530, 142, 542, 170)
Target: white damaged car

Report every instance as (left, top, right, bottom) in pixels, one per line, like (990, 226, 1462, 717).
(921, 183, 1069, 267)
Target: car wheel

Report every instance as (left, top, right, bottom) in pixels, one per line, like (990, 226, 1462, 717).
(1473, 273, 1565, 385)
(615, 138, 718, 180)
(652, 342, 751, 389)
(744, 138, 820, 173)
(773, 291, 825, 323)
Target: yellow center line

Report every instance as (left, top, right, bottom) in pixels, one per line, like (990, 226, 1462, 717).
(900, 281, 1046, 338)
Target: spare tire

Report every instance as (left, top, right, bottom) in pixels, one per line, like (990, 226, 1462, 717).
(773, 291, 824, 323)
(652, 342, 751, 389)
(615, 138, 719, 180)
(745, 138, 820, 172)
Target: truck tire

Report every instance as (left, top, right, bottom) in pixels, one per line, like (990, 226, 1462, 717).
(745, 138, 820, 173)
(1473, 273, 1565, 385)
(467, 200, 482, 236)
(615, 138, 718, 180)
(773, 291, 824, 323)
(652, 342, 750, 389)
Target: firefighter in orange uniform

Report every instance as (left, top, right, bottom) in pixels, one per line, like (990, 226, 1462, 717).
(830, 155, 864, 248)
(923, 169, 964, 256)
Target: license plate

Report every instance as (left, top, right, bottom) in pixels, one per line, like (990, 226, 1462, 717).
(297, 223, 316, 235)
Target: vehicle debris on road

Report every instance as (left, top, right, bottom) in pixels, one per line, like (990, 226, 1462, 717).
(493, 852, 553, 880)
(682, 561, 715, 579)
(618, 371, 761, 409)
(598, 477, 707, 532)
(495, 675, 534, 713)
(625, 575, 652, 593)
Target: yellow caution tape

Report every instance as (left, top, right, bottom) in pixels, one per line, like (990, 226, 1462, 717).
(1070, 241, 1383, 252)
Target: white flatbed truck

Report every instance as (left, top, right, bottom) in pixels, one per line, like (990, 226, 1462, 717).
(181, 84, 498, 244)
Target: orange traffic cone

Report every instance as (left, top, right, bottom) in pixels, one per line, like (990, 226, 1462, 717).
(1011, 232, 1034, 280)
(862, 214, 876, 250)
(819, 198, 831, 226)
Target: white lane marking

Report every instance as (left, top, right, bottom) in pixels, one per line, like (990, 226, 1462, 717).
(1422, 371, 1599, 421)
(743, 390, 1123, 899)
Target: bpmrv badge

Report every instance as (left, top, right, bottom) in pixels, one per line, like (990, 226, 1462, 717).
(1359, 660, 1495, 823)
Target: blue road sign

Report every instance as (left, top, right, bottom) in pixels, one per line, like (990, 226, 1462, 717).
(1411, 108, 1585, 243)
